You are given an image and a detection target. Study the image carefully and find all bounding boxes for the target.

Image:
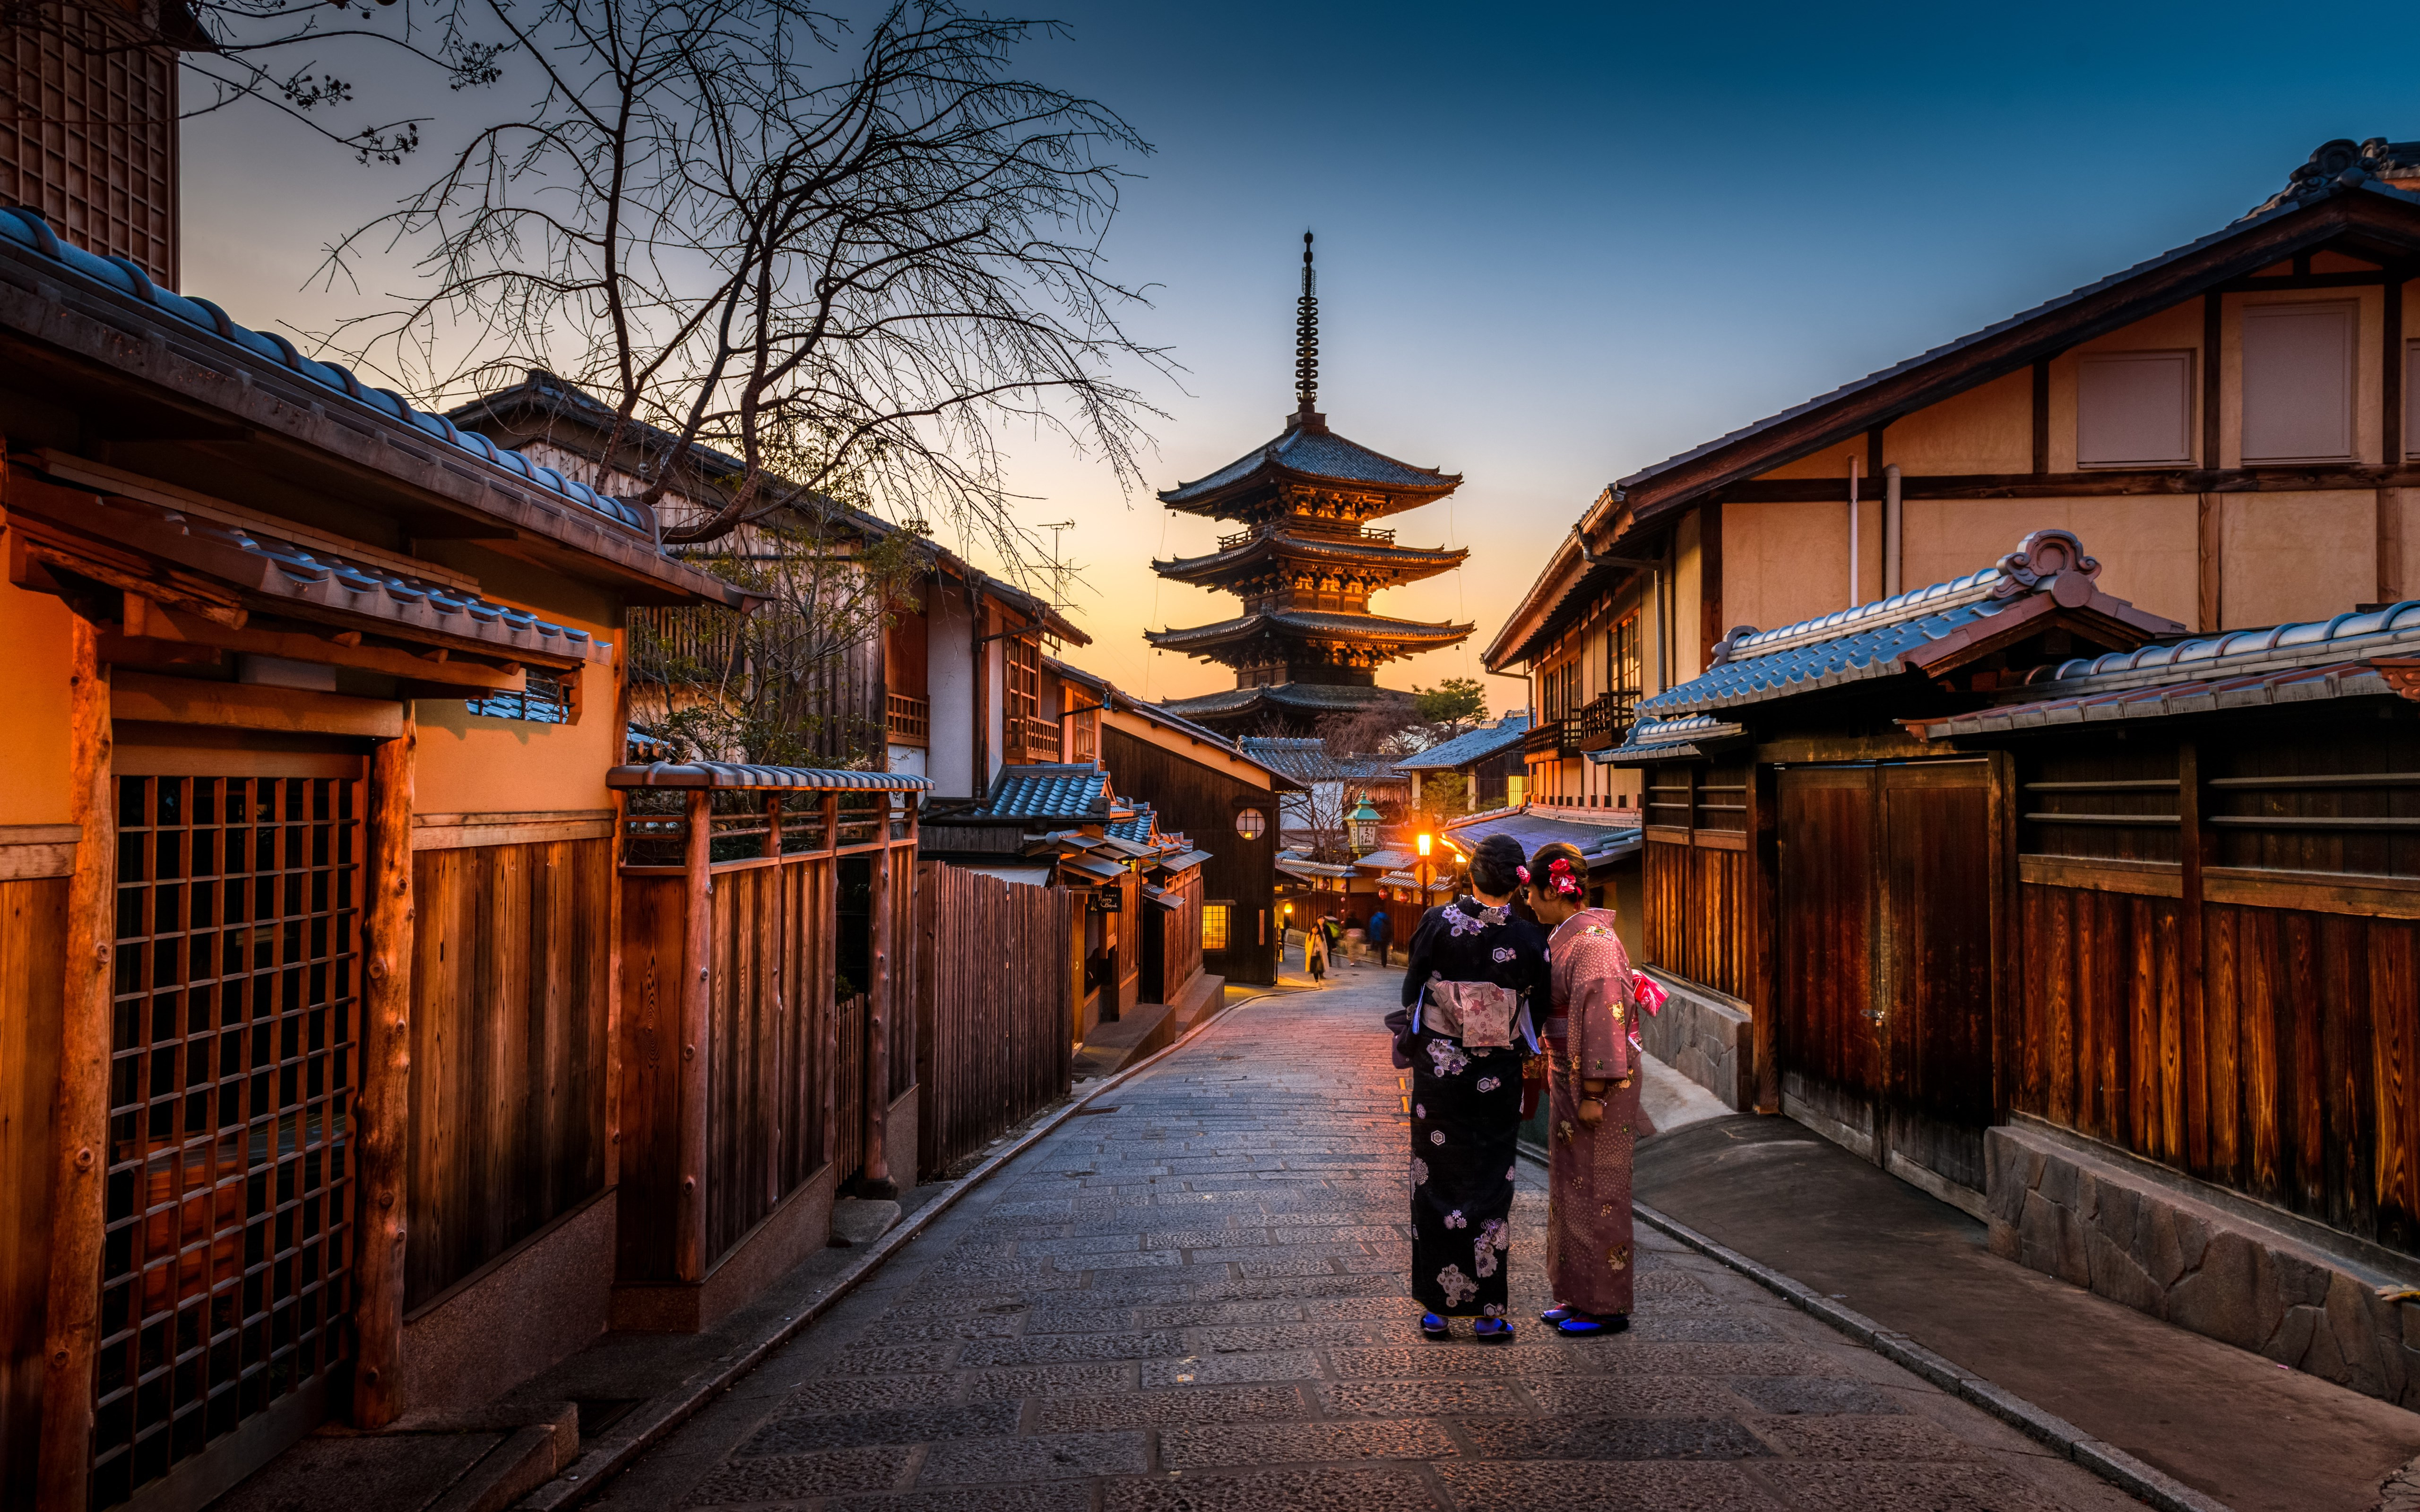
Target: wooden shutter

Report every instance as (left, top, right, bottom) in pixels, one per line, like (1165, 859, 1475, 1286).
(2241, 302, 2357, 463)
(2077, 351, 2193, 466)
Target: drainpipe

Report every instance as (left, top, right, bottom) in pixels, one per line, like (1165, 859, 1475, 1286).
(1847, 455, 1861, 607)
(1884, 463, 1903, 599)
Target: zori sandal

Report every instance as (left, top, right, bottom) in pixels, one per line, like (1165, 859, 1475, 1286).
(1539, 1304, 1575, 1325)
(1419, 1312, 1451, 1340)
(1473, 1317, 1514, 1343)
(1555, 1312, 1631, 1337)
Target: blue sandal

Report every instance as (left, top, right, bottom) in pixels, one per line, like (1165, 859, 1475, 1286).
(1555, 1311, 1630, 1336)
(1539, 1304, 1575, 1324)
(1473, 1317, 1514, 1342)
(1419, 1312, 1451, 1340)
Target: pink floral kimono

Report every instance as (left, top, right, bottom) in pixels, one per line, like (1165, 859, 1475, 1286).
(1545, 908, 1656, 1317)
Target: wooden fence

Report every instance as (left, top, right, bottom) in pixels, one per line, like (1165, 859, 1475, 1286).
(915, 862, 1073, 1179)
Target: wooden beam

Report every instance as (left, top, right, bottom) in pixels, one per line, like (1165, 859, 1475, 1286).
(2203, 292, 2224, 470)
(2383, 277, 2405, 605)
(861, 842, 897, 1198)
(2031, 360, 2051, 475)
(2178, 741, 2210, 1172)
(110, 600, 527, 692)
(109, 670, 405, 738)
(676, 788, 712, 1282)
(1713, 463, 2420, 503)
(2198, 493, 2223, 634)
(1698, 500, 1723, 675)
(37, 621, 111, 1512)
(352, 715, 415, 1428)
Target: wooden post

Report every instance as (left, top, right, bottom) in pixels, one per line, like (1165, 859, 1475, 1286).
(1747, 761, 1781, 1115)
(819, 792, 839, 1170)
(861, 836, 896, 1198)
(676, 788, 712, 1281)
(37, 621, 111, 1512)
(353, 713, 416, 1427)
(2179, 741, 2211, 1173)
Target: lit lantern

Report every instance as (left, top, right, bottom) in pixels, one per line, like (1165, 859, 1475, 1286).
(1347, 792, 1383, 856)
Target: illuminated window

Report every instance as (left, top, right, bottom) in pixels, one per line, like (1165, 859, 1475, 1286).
(1202, 902, 1233, 952)
(1234, 808, 1266, 839)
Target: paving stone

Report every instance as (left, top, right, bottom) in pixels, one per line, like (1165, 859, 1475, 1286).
(1437, 1460, 1787, 1511)
(1100, 1466, 1436, 1511)
(1765, 1461, 2071, 1512)
(820, 1486, 1094, 1512)
(1318, 1379, 1530, 1416)
(1193, 1320, 1397, 1351)
(736, 1401, 1020, 1456)
(1160, 1418, 1461, 1467)
(771, 1374, 964, 1416)
(826, 1343, 961, 1375)
(916, 1431, 1149, 1484)
(1034, 1384, 1307, 1430)
(1626, 1313, 1785, 1342)
(680, 1446, 911, 1504)
(963, 1363, 1133, 1400)
(1141, 1349, 1326, 1386)
(862, 1315, 1028, 1342)
(1458, 1413, 1771, 1460)
(957, 1330, 1185, 1366)
(1130, 1300, 1306, 1328)
(1521, 1375, 1749, 1417)
(1746, 1412, 1985, 1460)
(1726, 1375, 1904, 1416)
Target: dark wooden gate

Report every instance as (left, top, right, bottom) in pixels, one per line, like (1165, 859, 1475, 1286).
(1779, 759, 2000, 1195)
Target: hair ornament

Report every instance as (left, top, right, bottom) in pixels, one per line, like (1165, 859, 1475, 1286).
(1515, 865, 1531, 883)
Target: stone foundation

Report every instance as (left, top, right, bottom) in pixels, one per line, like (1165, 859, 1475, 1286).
(1986, 1122, 2420, 1407)
(1636, 968, 1751, 1111)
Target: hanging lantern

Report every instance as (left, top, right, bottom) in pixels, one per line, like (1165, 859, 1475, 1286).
(1347, 792, 1383, 856)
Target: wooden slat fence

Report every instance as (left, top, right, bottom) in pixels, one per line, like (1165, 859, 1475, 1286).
(1643, 838, 1749, 999)
(915, 862, 1073, 1179)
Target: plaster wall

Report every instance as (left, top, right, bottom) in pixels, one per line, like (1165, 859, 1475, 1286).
(1720, 498, 1863, 639)
(926, 591, 975, 798)
(1897, 495, 2197, 630)
(0, 578, 74, 825)
(2046, 303, 2211, 472)
(1674, 511, 1704, 685)
(2221, 490, 2378, 630)
(985, 619, 1004, 790)
(1881, 369, 2032, 474)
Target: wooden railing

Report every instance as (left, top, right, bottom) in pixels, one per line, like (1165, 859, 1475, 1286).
(1578, 691, 1638, 752)
(1523, 717, 1576, 756)
(886, 691, 929, 746)
(1007, 713, 1060, 763)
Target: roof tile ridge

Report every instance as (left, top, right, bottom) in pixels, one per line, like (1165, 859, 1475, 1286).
(1726, 567, 2005, 661)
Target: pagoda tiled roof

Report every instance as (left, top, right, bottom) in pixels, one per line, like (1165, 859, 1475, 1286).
(1159, 419, 1461, 515)
(1152, 527, 1466, 586)
(1157, 681, 1411, 722)
(1147, 608, 1476, 656)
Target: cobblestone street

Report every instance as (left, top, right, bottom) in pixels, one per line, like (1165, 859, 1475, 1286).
(583, 976, 2143, 1512)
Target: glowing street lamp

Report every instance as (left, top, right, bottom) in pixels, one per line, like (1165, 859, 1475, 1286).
(1416, 830, 1434, 902)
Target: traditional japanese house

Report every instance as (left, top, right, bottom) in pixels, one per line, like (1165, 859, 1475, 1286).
(0, 203, 786, 1509)
(1148, 236, 1473, 734)
(1050, 660, 1296, 989)
(1489, 135, 2420, 825)
(1392, 713, 1534, 814)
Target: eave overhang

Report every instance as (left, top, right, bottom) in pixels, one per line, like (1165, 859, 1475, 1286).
(1151, 530, 1466, 587)
(1147, 608, 1477, 657)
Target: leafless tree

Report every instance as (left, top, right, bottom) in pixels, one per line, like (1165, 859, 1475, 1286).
(318, 0, 1168, 571)
(3, 0, 501, 162)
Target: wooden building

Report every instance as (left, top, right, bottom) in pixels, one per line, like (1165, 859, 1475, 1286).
(1148, 236, 1473, 734)
(0, 203, 773, 1507)
(1489, 136, 2420, 825)
(1609, 521, 2420, 1405)
(1392, 713, 1534, 813)
(0, 0, 184, 288)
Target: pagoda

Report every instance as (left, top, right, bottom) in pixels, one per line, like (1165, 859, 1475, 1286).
(1148, 234, 1474, 733)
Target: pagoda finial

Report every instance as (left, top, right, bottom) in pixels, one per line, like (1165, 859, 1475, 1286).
(1292, 231, 1324, 430)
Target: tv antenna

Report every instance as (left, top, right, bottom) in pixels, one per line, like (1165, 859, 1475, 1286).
(1037, 520, 1077, 611)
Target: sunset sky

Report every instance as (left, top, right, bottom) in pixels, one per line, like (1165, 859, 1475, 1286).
(180, 1, 2417, 714)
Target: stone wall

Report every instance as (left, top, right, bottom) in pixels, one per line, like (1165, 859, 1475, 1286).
(1636, 968, 1750, 1112)
(1986, 1123, 2420, 1407)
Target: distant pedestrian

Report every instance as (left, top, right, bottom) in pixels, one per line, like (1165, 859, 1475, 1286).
(1389, 834, 1547, 1341)
(1366, 906, 1392, 967)
(1320, 915, 1344, 969)
(1527, 841, 1660, 1337)
(1305, 920, 1328, 982)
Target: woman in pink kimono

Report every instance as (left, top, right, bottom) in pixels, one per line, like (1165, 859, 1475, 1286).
(1526, 842, 1656, 1336)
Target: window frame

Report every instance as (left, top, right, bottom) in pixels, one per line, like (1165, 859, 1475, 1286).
(2240, 300, 2359, 465)
(2075, 349, 2196, 468)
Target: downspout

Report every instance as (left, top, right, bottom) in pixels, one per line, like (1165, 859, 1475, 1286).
(1847, 455, 1861, 607)
(1884, 463, 1903, 599)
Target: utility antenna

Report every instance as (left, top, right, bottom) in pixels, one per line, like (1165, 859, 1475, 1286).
(1037, 519, 1077, 611)
(1292, 231, 1322, 428)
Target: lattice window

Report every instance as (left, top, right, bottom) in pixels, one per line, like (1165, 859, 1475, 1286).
(1201, 902, 1232, 953)
(0, 12, 178, 284)
(1605, 612, 1641, 699)
(1006, 634, 1040, 724)
(97, 775, 360, 1504)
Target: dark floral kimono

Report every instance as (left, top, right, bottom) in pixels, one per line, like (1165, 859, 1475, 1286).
(1396, 895, 1549, 1318)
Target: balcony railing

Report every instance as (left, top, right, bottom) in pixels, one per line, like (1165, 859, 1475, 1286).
(1216, 524, 1400, 552)
(1577, 691, 1638, 753)
(886, 692, 929, 746)
(1005, 714, 1060, 764)
(1522, 718, 1569, 756)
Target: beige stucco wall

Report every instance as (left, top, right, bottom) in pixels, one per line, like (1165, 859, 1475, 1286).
(2047, 303, 2210, 472)
(1720, 497, 1868, 638)
(0, 577, 75, 825)
(1883, 369, 2031, 475)
(1898, 495, 2197, 630)
(2221, 490, 2377, 630)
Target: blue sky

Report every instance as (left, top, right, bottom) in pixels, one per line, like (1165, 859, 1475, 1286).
(183, 1, 2415, 706)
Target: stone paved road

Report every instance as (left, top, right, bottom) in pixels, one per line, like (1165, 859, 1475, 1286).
(583, 975, 2144, 1512)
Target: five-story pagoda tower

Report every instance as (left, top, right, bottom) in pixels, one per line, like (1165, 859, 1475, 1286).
(1149, 234, 1474, 733)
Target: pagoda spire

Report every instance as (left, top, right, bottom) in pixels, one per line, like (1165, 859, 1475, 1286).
(1292, 231, 1324, 430)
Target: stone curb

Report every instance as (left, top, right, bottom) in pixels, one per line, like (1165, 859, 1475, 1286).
(1625, 1196, 2234, 1512)
(519, 988, 1272, 1509)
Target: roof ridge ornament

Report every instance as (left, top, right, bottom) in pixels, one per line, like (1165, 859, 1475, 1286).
(1990, 528, 2100, 606)
(1291, 232, 1325, 431)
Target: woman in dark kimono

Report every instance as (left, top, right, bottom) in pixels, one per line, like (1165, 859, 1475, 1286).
(1392, 834, 1549, 1340)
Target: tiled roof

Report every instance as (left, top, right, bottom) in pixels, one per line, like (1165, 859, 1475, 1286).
(1147, 607, 1474, 653)
(607, 763, 931, 790)
(1275, 854, 1355, 880)
(1153, 530, 1466, 583)
(1159, 682, 1411, 721)
(1633, 531, 2179, 721)
(974, 763, 1111, 821)
(0, 209, 648, 535)
(1105, 803, 1155, 842)
(1392, 714, 1532, 772)
(1915, 597, 2420, 739)
(1239, 737, 1403, 785)
(1442, 808, 1640, 867)
(1161, 421, 1460, 508)
(1600, 713, 1748, 765)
